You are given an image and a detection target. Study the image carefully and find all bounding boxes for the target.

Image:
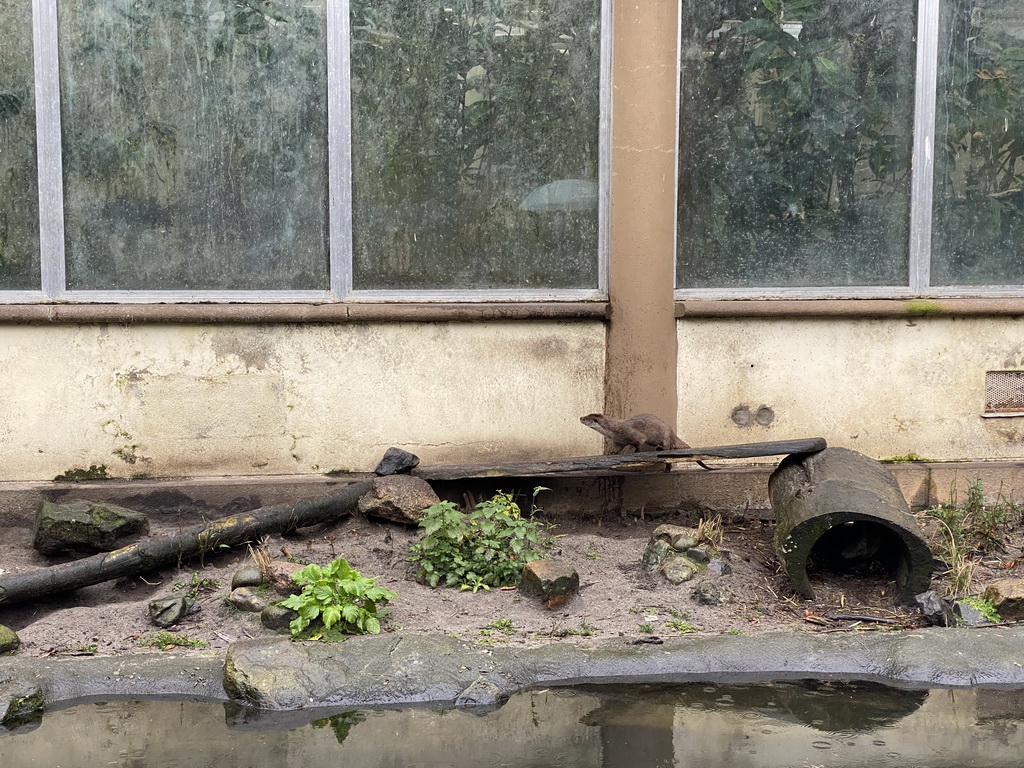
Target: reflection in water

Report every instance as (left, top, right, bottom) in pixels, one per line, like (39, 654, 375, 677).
(2, 682, 1023, 767)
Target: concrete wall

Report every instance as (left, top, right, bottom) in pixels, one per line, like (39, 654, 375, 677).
(0, 321, 605, 482)
(679, 315, 1024, 461)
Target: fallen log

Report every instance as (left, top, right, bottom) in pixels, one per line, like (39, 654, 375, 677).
(0, 481, 371, 607)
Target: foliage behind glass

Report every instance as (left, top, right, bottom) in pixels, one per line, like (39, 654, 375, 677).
(59, 0, 329, 291)
(933, 0, 1024, 286)
(0, 0, 40, 290)
(350, 0, 602, 290)
(677, 0, 915, 289)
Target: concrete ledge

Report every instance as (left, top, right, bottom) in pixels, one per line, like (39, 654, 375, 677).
(2, 461, 1024, 529)
(5, 629, 1024, 718)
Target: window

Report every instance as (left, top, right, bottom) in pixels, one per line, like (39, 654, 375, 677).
(676, 0, 1024, 298)
(0, 0, 40, 290)
(1, 0, 605, 302)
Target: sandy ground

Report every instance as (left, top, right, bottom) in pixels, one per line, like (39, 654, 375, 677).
(5, 491, 993, 660)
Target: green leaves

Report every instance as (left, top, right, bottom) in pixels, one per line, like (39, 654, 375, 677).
(409, 488, 554, 592)
(277, 556, 397, 639)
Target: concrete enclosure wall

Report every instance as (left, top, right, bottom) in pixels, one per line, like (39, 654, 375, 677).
(0, 321, 605, 481)
(678, 315, 1024, 461)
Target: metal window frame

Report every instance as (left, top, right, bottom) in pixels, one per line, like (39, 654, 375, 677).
(673, 0, 1024, 301)
(11, 0, 611, 305)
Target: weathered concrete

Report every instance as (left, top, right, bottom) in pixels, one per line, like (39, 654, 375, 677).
(5, 461, 1024, 532)
(6, 629, 1024, 719)
(0, 322, 605, 481)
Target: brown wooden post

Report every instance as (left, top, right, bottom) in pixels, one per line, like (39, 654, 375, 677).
(606, 0, 680, 424)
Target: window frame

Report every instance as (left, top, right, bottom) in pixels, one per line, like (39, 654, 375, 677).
(8, 0, 611, 305)
(673, 0, 1024, 301)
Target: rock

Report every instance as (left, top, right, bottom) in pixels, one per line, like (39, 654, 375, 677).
(685, 546, 710, 565)
(693, 581, 733, 606)
(374, 447, 421, 476)
(231, 566, 264, 590)
(454, 677, 508, 713)
(708, 558, 732, 576)
(33, 499, 149, 554)
(264, 561, 306, 596)
(228, 587, 266, 613)
(519, 559, 579, 610)
(983, 578, 1024, 621)
(642, 539, 674, 570)
(660, 555, 699, 585)
(149, 596, 198, 628)
(261, 605, 298, 631)
(651, 524, 699, 552)
(357, 475, 439, 525)
(0, 678, 43, 729)
(954, 600, 996, 627)
(916, 590, 954, 627)
(0, 625, 20, 655)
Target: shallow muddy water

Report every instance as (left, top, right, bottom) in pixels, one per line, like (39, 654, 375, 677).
(2, 681, 1023, 767)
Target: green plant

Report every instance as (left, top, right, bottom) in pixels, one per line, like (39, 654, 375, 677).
(638, 623, 654, 634)
(665, 620, 698, 634)
(137, 630, 207, 650)
(959, 596, 1001, 625)
(488, 618, 515, 635)
(278, 556, 396, 638)
(409, 488, 553, 592)
(922, 478, 1021, 597)
(173, 571, 220, 599)
(586, 551, 602, 560)
(925, 478, 1021, 557)
(551, 620, 597, 638)
(53, 464, 109, 482)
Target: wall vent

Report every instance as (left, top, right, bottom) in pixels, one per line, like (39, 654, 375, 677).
(984, 371, 1024, 417)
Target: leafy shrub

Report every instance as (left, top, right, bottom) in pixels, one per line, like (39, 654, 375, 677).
(278, 556, 396, 638)
(409, 488, 552, 592)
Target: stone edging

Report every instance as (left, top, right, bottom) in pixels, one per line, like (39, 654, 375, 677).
(4, 627, 1024, 724)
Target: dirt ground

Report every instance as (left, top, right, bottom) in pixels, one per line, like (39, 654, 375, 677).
(2, 501, 1020, 659)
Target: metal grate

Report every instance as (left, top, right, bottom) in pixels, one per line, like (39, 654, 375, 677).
(984, 371, 1024, 416)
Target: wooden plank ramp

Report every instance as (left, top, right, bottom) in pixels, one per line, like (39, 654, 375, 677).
(413, 438, 827, 481)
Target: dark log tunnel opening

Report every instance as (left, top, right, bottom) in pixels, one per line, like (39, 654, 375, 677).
(807, 520, 906, 579)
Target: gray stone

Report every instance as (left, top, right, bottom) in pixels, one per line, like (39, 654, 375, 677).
(916, 590, 954, 627)
(149, 596, 197, 628)
(519, 559, 580, 610)
(642, 539, 673, 570)
(983, 578, 1024, 621)
(231, 567, 264, 590)
(0, 625, 20, 655)
(693, 581, 733, 606)
(685, 546, 711, 564)
(228, 587, 266, 613)
(660, 555, 699, 585)
(261, 605, 298, 631)
(651, 524, 699, 552)
(708, 558, 733, 576)
(33, 499, 149, 554)
(0, 678, 43, 729)
(374, 447, 421, 476)
(454, 677, 508, 713)
(357, 475, 439, 525)
(954, 600, 996, 627)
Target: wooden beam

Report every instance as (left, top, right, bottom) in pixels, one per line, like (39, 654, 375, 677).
(414, 438, 827, 480)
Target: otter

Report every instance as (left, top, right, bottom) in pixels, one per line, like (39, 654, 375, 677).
(580, 412, 713, 469)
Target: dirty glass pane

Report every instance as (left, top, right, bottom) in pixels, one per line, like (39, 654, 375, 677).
(677, 0, 915, 289)
(59, 0, 328, 291)
(932, 0, 1024, 285)
(0, 0, 40, 290)
(350, 0, 601, 291)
